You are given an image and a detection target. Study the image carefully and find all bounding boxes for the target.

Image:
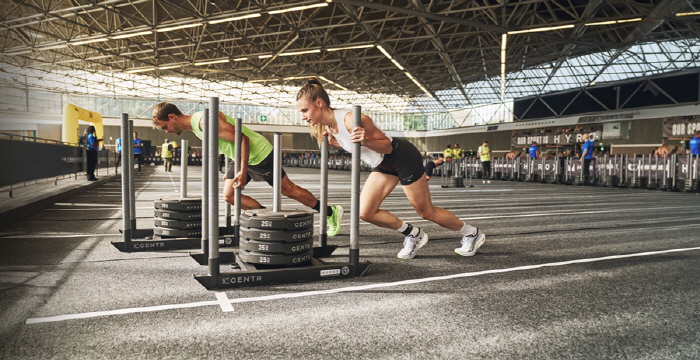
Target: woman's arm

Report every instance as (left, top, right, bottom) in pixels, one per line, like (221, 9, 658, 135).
(344, 113, 393, 154)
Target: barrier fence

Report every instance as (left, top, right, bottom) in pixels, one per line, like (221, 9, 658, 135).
(281, 153, 699, 193)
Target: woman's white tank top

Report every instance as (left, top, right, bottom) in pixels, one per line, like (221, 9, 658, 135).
(332, 109, 391, 168)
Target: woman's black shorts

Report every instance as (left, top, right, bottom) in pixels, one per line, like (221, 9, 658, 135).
(225, 151, 286, 186)
(372, 138, 425, 186)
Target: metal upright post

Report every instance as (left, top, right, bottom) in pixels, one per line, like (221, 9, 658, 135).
(180, 139, 188, 198)
(225, 156, 232, 231)
(350, 105, 361, 273)
(129, 120, 136, 231)
(273, 133, 282, 212)
(201, 110, 209, 258)
(120, 114, 131, 248)
(208, 98, 220, 278)
(671, 153, 677, 190)
(652, 155, 658, 189)
(541, 157, 545, 182)
(319, 134, 329, 248)
(234, 118, 242, 246)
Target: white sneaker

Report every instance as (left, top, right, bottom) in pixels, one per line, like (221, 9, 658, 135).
(482, 180, 485, 184)
(487, 180, 491, 184)
(397, 230, 429, 259)
(455, 230, 485, 257)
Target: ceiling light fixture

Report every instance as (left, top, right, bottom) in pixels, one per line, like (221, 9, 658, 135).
(126, 67, 156, 74)
(194, 59, 229, 66)
(585, 18, 642, 26)
(318, 76, 348, 90)
(158, 65, 180, 70)
(3, 49, 32, 56)
(327, 44, 374, 51)
(390, 58, 405, 71)
(376, 45, 392, 59)
(209, 13, 261, 24)
(269, 3, 328, 14)
(112, 31, 153, 39)
(676, 11, 700, 16)
(500, 33, 507, 102)
(507, 24, 574, 34)
(156, 23, 203, 32)
(233, 57, 248, 61)
(71, 38, 108, 45)
(280, 49, 321, 56)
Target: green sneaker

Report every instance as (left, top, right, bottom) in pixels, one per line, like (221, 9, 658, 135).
(327, 205, 343, 237)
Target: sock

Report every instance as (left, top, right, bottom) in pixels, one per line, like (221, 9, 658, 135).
(312, 200, 334, 215)
(399, 222, 420, 237)
(459, 223, 477, 236)
(258, 205, 266, 209)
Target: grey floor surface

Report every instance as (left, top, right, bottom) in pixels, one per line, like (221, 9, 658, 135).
(1, 165, 699, 359)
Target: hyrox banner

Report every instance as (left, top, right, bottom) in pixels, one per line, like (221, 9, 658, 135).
(512, 124, 603, 147)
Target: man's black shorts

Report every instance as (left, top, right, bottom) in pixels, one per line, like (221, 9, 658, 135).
(225, 151, 287, 186)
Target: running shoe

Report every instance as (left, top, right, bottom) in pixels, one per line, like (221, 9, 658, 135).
(398, 230, 429, 259)
(455, 229, 485, 257)
(327, 205, 343, 237)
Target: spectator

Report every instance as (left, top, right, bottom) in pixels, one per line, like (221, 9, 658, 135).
(670, 146, 679, 155)
(424, 156, 445, 181)
(115, 137, 122, 174)
(443, 144, 453, 161)
(690, 131, 700, 155)
(161, 139, 173, 172)
(580, 133, 596, 185)
(528, 141, 540, 159)
(654, 143, 669, 158)
(133, 132, 143, 174)
(452, 143, 462, 160)
(505, 150, 516, 160)
(477, 140, 491, 184)
(85, 125, 102, 181)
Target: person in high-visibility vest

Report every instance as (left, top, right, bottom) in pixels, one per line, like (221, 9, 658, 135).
(443, 144, 453, 161)
(452, 143, 462, 160)
(161, 139, 173, 172)
(477, 141, 491, 184)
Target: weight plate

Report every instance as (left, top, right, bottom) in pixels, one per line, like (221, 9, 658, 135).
(239, 238, 314, 254)
(238, 249, 313, 266)
(154, 209, 202, 220)
(239, 226, 313, 242)
(239, 209, 313, 230)
(154, 227, 202, 238)
(154, 196, 202, 212)
(154, 218, 201, 229)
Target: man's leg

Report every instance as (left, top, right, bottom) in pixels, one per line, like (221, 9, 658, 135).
(223, 179, 263, 210)
(280, 174, 344, 236)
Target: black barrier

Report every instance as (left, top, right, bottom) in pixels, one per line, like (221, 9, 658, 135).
(0, 139, 84, 186)
(281, 152, 700, 193)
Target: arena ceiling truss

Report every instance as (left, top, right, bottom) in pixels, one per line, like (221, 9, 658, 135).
(1, 0, 699, 114)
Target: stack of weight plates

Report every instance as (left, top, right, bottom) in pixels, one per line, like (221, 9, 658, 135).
(153, 195, 202, 239)
(238, 209, 314, 267)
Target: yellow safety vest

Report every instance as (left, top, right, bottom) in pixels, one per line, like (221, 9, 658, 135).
(161, 143, 172, 158)
(443, 148, 453, 158)
(452, 148, 462, 159)
(479, 145, 491, 162)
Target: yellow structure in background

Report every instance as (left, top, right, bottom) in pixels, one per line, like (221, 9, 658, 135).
(62, 103, 103, 144)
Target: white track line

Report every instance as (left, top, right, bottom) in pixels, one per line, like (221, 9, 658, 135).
(25, 246, 700, 325)
(215, 292, 235, 312)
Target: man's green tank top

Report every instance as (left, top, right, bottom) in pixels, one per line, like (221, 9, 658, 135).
(190, 112, 272, 165)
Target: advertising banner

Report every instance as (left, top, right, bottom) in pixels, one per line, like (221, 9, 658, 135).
(662, 116, 700, 139)
(512, 124, 602, 147)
